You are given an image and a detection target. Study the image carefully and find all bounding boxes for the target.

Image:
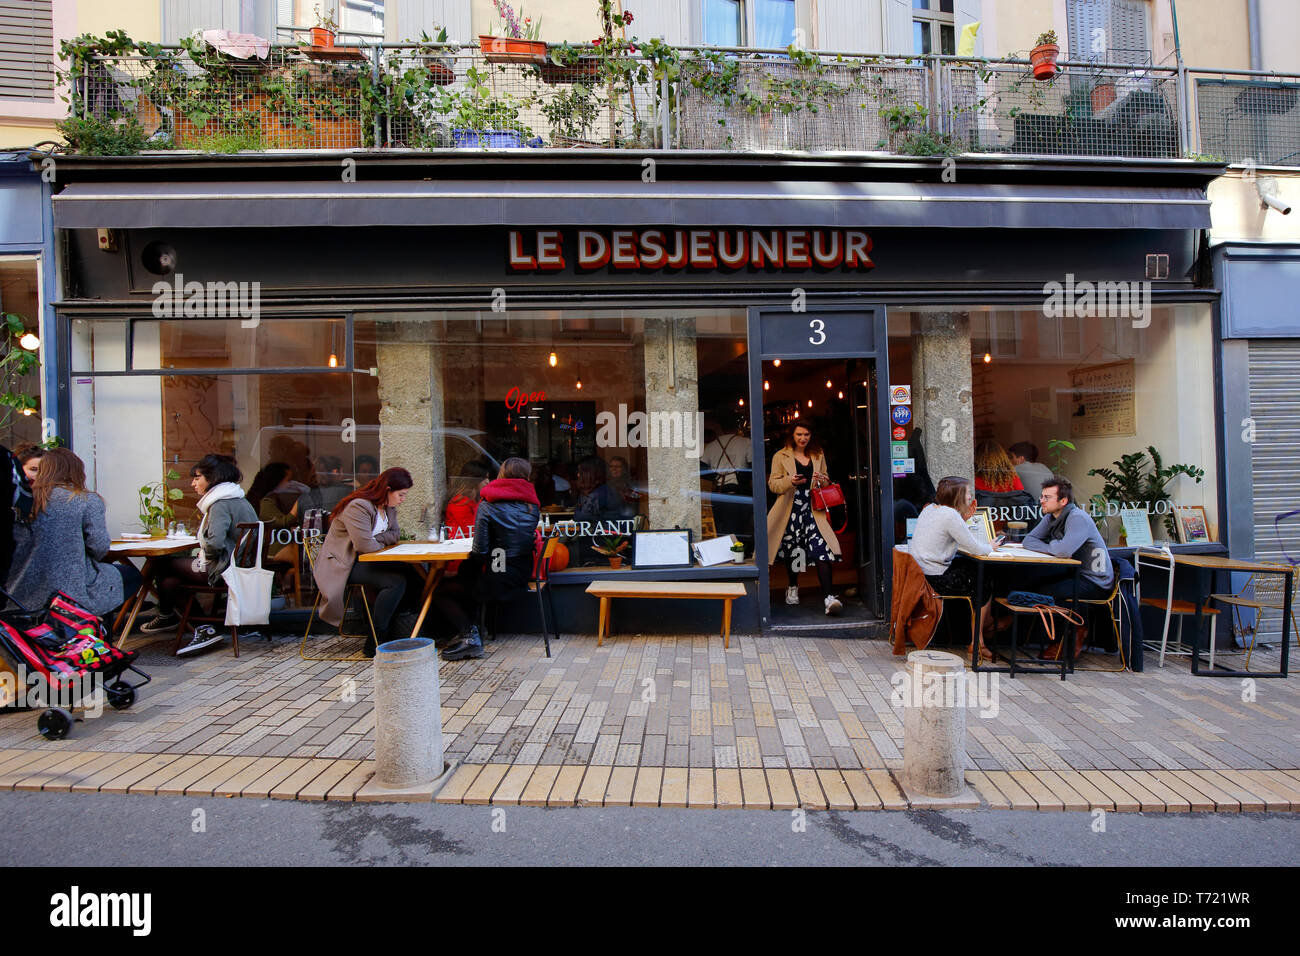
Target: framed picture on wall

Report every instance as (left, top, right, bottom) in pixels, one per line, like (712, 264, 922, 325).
(1175, 506, 1212, 544)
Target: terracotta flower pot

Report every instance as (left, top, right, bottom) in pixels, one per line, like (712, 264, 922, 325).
(479, 35, 547, 64)
(1091, 81, 1116, 112)
(311, 27, 335, 49)
(427, 60, 456, 86)
(608, 555, 623, 569)
(1029, 42, 1059, 80)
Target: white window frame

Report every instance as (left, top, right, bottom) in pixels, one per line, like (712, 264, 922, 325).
(911, 1, 955, 57)
(702, 0, 809, 50)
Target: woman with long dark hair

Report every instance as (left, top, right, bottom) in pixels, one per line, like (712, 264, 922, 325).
(141, 453, 259, 655)
(766, 423, 843, 615)
(312, 466, 417, 656)
(7, 448, 143, 616)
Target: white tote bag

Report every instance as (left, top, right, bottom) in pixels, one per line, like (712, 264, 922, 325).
(222, 522, 274, 626)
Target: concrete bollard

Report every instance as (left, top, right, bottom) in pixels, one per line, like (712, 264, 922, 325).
(902, 649, 967, 798)
(373, 637, 443, 790)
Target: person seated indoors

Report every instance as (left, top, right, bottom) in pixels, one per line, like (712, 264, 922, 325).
(974, 440, 1025, 493)
(909, 476, 1001, 661)
(302, 455, 351, 515)
(1009, 442, 1054, 500)
(247, 462, 302, 564)
(141, 453, 260, 655)
(7, 448, 144, 619)
(440, 458, 541, 662)
(353, 454, 380, 488)
(574, 456, 622, 523)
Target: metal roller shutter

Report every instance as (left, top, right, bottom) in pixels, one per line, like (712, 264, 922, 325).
(1248, 339, 1300, 643)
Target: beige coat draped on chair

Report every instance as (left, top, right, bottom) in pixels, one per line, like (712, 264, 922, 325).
(766, 446, 842, 566)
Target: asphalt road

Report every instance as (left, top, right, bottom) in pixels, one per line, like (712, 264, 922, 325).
(2, 791, 1297, 867)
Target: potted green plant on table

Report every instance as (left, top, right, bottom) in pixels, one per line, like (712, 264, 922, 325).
(592, 533, 630, 569)
(139, 468, 184, 536)
(1030, 29, 1060, 80)
(1087, 446, 1205, 541)
(480, 0, 546, 64)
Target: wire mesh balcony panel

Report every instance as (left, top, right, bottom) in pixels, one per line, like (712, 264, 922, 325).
(1195, 78, 1300, 166)
(676, 58, 928, 152)
(82, 50, 366, 150)
(945, 60, 1179, 159)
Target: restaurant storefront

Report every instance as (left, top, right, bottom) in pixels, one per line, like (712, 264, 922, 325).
(49, 152, 1225, 636)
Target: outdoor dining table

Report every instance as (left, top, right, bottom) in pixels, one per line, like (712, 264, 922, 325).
(1136, 550, 1293, 678)
(357, 540, 473, 641)
(965, 547, 1083, 677)
(109, 536, 200, 647)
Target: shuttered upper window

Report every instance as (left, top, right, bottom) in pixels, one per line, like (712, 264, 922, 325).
(0, 0, 55, 100)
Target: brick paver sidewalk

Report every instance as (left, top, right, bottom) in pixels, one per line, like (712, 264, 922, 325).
(1, 630, 1297, 811)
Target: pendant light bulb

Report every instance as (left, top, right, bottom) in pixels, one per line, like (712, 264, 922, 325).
(548, 351, 558, 367)
(825, 380, 833, 388)
(575, 377, 583, 390)
(328, 353, 339, 368)
(983, 352, 992, 364)
(738, 398, 744, 407)
(763, 380, 770, 391)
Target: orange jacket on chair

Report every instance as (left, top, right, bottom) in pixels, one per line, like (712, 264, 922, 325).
(890, 547, 942, 655)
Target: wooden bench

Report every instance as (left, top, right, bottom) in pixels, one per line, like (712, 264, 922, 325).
(584, 581, 748, 648)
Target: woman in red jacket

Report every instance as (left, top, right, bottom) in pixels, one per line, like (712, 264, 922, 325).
(973, 440, 1025, 493)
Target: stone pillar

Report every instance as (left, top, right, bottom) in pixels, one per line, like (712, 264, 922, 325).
(911, 311, 973, 482)
(373, 637, 443, 789)
(643, 316, 701, 535)
(376, 322, 443, 535)
(902, 649, 967, 797)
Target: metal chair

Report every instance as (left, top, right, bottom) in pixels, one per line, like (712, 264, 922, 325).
(1135, 545, 1220, 668)
(1073, 574, 1128, 672)
(477, 552, 557, 658)
(1208, 566, 1300, 670)
(299, 534, 377, 662)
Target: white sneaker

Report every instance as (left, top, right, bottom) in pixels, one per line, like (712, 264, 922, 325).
(785, 586, 800, 605)
(824, 595, 843, 616)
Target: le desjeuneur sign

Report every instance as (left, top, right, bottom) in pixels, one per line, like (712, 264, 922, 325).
(507, 228, 874, 273)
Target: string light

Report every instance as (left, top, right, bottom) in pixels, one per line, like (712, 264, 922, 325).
(825, 380, 832, 388)
(773, 359, 781, 367)
(738, 398, 744, 406)
(837, 391, 844, 399)
(793, 410, 799, 419)
(807, 400, 813, 408)
(763, 380, 770, 391)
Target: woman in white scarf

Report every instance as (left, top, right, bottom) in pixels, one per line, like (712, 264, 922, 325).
(139, 454, 259, 648)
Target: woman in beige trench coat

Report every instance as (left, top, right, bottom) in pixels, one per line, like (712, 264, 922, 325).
(767, 423, 843, 615)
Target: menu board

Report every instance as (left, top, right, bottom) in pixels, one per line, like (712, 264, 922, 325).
(632, 529, 693, 569)
(1070, 360, 1136, 438)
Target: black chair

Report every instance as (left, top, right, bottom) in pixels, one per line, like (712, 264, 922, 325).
(477, 548, 558, 658)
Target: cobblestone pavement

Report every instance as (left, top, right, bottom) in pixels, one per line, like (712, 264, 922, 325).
(1, 629, 1297, 811)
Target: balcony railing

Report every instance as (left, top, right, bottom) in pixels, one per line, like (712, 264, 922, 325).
(62, 40, 1300, 165)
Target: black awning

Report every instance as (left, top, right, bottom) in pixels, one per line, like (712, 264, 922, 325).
(52, 178, 1212, 230)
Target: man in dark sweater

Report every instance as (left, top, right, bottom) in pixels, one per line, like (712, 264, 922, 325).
(1022, 475, 1114, 601)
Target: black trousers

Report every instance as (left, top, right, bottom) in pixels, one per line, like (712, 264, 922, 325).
(346, 560, 420, 638)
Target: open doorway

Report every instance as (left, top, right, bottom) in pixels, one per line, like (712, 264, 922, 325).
(760, 356, 882, 630)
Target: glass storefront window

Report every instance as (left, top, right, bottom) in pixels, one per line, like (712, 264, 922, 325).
(889, 304, 1219, 547)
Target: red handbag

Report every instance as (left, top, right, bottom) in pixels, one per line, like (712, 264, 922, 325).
(811, 482, 848, 534)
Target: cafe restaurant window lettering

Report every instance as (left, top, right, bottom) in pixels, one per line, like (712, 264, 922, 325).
(888, 304, 1218, 546)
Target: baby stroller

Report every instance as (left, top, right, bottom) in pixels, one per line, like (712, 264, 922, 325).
(0, 588, 151, 740)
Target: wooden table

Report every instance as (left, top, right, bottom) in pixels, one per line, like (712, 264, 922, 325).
(585, 580, 747, 648)
(1136, 549, 1293, 678)
(966, 548, 1082, 676)
(109, 536, 199, 647)
(358, 542, 473, 641)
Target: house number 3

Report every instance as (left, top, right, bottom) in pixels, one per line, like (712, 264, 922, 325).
(808, 319, 826, 345)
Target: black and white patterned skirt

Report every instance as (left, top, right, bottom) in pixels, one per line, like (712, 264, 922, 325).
(775, 489, 837, 565)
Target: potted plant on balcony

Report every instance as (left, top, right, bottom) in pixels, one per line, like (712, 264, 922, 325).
(592, 532, 630, 569)
(540, 42, 600, 84)
(480, 0, 546, 65)
(310, 5, 338, 49)
(1029, 29, 1060, 80)
(417, 27, 457, 86)
(139, 468, 184, 537)
(437, 65, 536, 147)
